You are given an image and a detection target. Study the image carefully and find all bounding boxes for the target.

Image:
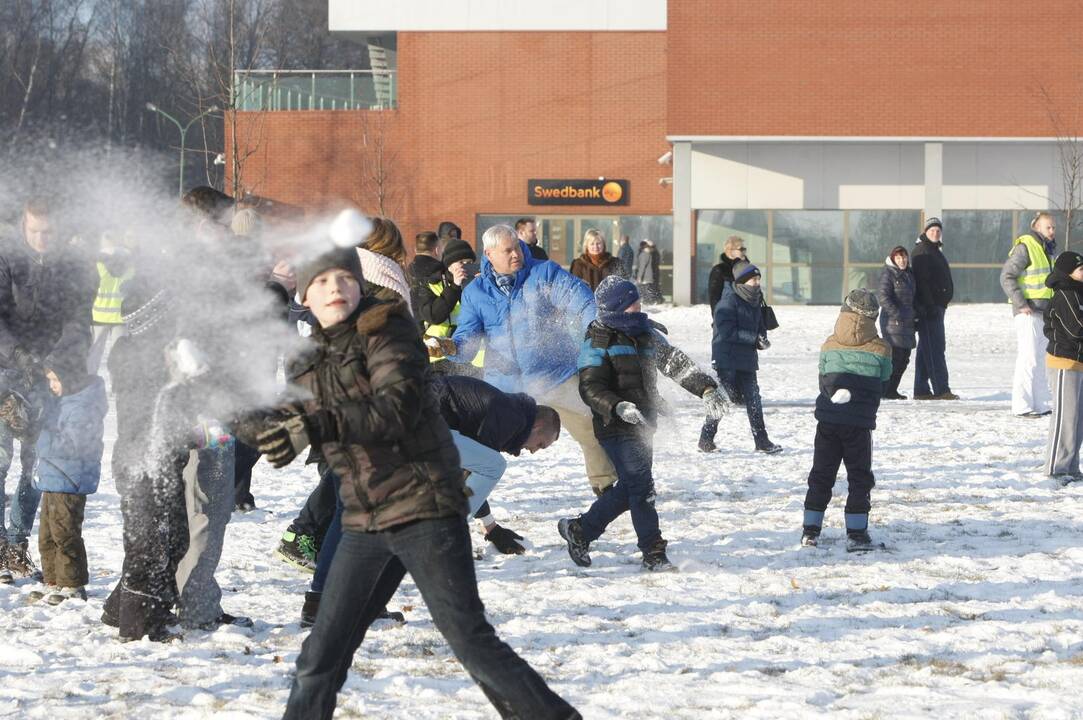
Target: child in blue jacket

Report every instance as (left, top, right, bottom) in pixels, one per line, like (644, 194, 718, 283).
(32, 370, 108, 604)
(801, 289, 892, 552)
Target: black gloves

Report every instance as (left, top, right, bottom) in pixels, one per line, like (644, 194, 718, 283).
(11, 347, 41, 375)
(256, 411, 336, 469)
(484, 524, 525, 555)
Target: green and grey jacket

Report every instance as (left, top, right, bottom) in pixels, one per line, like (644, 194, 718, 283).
(815, 310, 892, 430)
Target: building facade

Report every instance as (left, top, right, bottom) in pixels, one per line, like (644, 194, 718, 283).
(230, 0, 1083, 304)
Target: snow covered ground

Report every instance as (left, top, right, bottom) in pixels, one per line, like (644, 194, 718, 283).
(2, 303, 1083, 719)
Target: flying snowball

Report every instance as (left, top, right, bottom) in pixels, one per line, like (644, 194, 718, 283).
(329, 208, 372, 249)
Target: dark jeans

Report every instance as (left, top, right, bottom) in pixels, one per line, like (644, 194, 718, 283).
(233, 440, 261, 507)
(283, 516, 579, 720)
(310, 474, 343, 594)
(885, 345, 912, 397)
(803, 422, 875, 515)
(579, 433, 660, 552)
(914, 306, 950, 396)
(291, 463, 337, 544)
(700, 368, 769, 446)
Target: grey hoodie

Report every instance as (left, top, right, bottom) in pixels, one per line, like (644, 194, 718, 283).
(1000, 234, 1054, 315)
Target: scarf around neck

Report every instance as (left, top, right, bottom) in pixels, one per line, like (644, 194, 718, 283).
(597, 310, 651, 336)
(356, 248, 413, 314)
(734, 283, 762, 306)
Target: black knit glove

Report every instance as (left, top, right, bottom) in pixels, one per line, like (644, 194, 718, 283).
(257, 411, 335, 469)
(11, 347, 41, 374)
(484, 524, 525, 555)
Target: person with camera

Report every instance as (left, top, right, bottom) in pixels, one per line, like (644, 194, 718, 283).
(0, 197, 95, 584)
(413, 238, 483, 375)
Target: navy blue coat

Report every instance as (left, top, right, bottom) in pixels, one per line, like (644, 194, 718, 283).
(877, 261, 917, 349)
(430, 374, 537, 456)
(711, 284, 764, 372)
(34, 376, 108, 494)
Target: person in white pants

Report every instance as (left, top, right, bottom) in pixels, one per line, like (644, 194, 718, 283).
(1000, 212, 1057, 417)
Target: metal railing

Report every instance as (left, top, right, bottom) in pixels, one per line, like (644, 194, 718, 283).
(233, 70, 397, 111)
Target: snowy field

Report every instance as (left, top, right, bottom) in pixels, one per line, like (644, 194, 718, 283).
(2, 303, 1083, 719)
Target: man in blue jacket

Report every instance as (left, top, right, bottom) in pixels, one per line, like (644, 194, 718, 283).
(439, 224, 617, 494)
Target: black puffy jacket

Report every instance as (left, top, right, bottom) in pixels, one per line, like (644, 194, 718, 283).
(430, 374, 536, 455)
(1044, 269, 1083, 363)
(707, 254, 739, 311)
(877, 259, 916, 349)
(577, 321, 715, 439)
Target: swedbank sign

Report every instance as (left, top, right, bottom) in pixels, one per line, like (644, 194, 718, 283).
(528, 179, 629, 206)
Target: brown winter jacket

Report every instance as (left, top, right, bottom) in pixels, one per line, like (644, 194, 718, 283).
(289, 297, 468, 532)
(570, 252, 621, 291)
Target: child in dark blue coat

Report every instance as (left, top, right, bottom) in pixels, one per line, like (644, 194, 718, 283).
(699, 261, 781, 453)
(558, 277, 728, 570)
(33, 369, 108, 604)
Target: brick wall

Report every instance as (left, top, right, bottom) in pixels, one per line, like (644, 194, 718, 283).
(667, 0, 1083, 137)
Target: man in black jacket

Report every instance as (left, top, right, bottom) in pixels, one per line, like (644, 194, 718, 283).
(516, 217, 548, 261)
(0, 198, 95, 582)
(258, 247, 578, 720)
(431, 373, 560, 553)
(910, 217, 958, 400)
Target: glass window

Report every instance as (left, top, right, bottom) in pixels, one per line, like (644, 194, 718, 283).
(1051, 211, 1083, 251)
(951, 268, 1004, 303)
(772, 211, 843, 265)
(939, 211, 1013, 263)
(848, 211, 922, 263)
(475, 215, 518, 252)
(694, 210, 768, 303)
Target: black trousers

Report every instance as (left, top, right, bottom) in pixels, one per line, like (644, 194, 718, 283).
(290, 462, 337, 545)
(884, 345, 912, 397)
(233, 440, 261, 507)
(803, 422, 875, 515)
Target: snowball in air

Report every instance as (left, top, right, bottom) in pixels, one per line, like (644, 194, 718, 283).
(329, 209, 372, 248)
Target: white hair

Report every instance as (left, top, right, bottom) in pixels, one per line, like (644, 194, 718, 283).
(482, 224, 518, 250)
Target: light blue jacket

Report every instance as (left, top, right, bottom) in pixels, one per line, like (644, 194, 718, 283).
(34, 376, 107, 495)
(451, 241, 596, 394)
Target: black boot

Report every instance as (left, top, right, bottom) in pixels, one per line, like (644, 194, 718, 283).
(801, 525, 821, 547)
(698, 420, 718, 453)
(301, 591, 321, 628)
(557, 518, 592, 567)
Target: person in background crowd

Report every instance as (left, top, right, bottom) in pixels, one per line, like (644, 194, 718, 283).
(437, 224, 619, 496)
(516, 217, 548, 261)
(708, 236, 747, 312)
(1001, 211, 1056, 417)
(877, 246, 917, 400)
(570, 228, 620, 291)
(413, 238, 484, 376)
(911, 217, 958, 400)
(634, 240, 662, 304)
(407, 231, 442, 320)
(617, 234, 634, 279)
(437, 221, 462, 257)
(87, 230, 135, 375)
(559, 276, 728, 571)
(699, 261, 782, 454)
(1043, 251, 1083, 485)
(257, 247, 579, 720)
(0, 197, 95, 584)
(801, 289, 892, 552)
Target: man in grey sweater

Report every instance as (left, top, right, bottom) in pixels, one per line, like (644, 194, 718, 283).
(1000, 212, 1057, 417)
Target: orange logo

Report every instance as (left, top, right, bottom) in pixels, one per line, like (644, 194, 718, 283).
(602, 182, 623, 203)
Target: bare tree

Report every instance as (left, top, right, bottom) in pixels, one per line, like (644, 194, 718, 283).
(358, 110, 400, 217)
(1038, 83, 1083, 249)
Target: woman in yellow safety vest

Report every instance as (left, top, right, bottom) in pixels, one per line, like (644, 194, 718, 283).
(88, 232, 135, 374)
(413, 238, 484, 375)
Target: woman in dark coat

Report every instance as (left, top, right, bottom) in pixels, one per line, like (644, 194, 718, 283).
(570, 228, 621, 291)
(699, 261, 781, 454)
(877, 245, 916, 399)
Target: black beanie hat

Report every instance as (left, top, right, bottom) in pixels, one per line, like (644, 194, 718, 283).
(296, 248, 365, 301)
(1054, 251, 1083, 276)
(732, 261, 761, 284)
(442, 239, 476, 268)
(924, 217, 942, 232)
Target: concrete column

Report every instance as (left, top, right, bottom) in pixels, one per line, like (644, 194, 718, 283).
(672, 141, 693, 305)
(924, 142, 943, 219)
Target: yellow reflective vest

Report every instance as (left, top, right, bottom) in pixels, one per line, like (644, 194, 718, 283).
(92, 262, 134, 324)
(1009, 233, 1053, 302)
(424, 281, 484, 367)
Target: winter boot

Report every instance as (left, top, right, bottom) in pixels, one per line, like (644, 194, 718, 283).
(801, 526, 821, 547)
(301, 591, 321, 628)
(641, 537, 674, 571)
(5, 541, 38, 580)
(0, 541, 10, 585)
(377, 607, 406, 623)
(845, 513, 876, 552)
(698, 422, 719, 453)
(484, 524, 526, 554)
(46, 586, 87, 605)
(557, 518, 592, 567)
(882, 390, 907, 400)
(28, 584, 57, 602)
(200, 612, 254, 630)
(274, 529, 317, 573)
(755, 439, 783, 455)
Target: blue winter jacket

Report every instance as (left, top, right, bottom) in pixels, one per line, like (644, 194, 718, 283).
(34, 376, 108, 495)
(711, 284, 764, 372)
(451, 241, 596, 394)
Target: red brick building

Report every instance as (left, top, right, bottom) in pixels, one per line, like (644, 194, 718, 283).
(231, 1, 1083, 304)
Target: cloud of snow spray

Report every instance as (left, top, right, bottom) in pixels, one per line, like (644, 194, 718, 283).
(0, 140, 374, 477)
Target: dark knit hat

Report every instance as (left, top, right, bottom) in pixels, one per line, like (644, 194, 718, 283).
(595, 275, 640, 313)
(297, 247, 365, 301)
(733, 261, 761, 284)
(441, 239, 476, 268)
(843, 288, 879, 318)
(437, 221, 462, 240)
(1054, 251, 1083, 276)
(924, 217, 943, 232)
